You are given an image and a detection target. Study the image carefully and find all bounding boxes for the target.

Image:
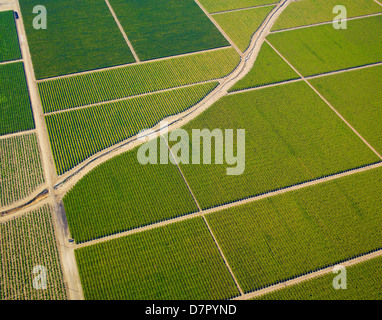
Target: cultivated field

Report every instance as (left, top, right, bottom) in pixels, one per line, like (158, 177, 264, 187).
(229, 41, 299, 92)
(19, 0, 135, 79)
(0, 11, 21, 62)
(107, 0, 229, 60)
(75, 217, 239, 299)
(200, 0, 277, 13)
(39, 48, 239, 112)
(0, 133, 44, 208)
(310, 65, 382, 155)
(0, 205, 66, 300)
(268, 16, 382, 76)
(175, 81, 379, 209)
(213, 6, 274, 52)
(206, 166, 382, 293)
(272, 0, 382, 31)
(0, 62, 34, 136)
(46, 82, 218, 174)
(257, 256, 382, 300)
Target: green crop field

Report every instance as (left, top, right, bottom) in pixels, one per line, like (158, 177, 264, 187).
(19, 0, 135, 79)
(64, 138, 199, 243)
(268, 16, 382, 76)
(310, 65, 382, 155)
(257, 256, 382, 300)
(0, 133, 44, 208)
(0, 62, 34, 136)
(173, 81, 380, 209)
(108, 0, 229, 61)
(213, 6, 274, 52)
(0, 205, 66, 300)
(206, 166, 382, 293)
(46, 82, 218, 175)
(75, 217, 239, 299)
(229, 42, 299, 92)
(200, 0, 277, 13)
(39, 48, 239, 113)
(0, 11, 21, 63)
(272, 0, 382, 31)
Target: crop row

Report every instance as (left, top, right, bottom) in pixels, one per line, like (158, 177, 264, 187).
(46, 82, 218, 175)
(0, 205, 66, 300)
(0, 11, 21, 63)
(0, 62, 34, 136)
(39, 48, 239, 113)
(0, 133, 45, 208)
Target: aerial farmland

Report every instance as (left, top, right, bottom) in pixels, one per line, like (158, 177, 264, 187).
(0, 0, 381, 307)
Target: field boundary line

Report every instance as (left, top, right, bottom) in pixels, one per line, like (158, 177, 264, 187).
(0, 58, 22, 66)
(104, 0, 140, 63)
(227, 61, 382, 96)
(234, 248, 382, 300)
(210, 3, 278, 15)
(374, 0, 382, 7)
(271, 12, 382, 33)
(43, 79, 219, 116)
(36, 46, 232, 83)
(0, 129, 36, 140)
(75, 162, 382, 249)
(266, 39, 382, 160)
(15, 0, 84, 300)
(193, 0, 243, 56)
(161, 135, 244, 295)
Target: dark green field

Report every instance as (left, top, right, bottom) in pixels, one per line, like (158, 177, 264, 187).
(108, 0, 229, 60)
(0, 11, 21, 62)
(0, 62, 34, 136)
(19, 0, 135, 79)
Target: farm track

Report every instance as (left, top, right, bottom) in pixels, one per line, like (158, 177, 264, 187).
(375, 0, 382, 7)
(0, 58, 22, 65)
(210, 3, 278, 15)
(0, 128, 36, 140)
(271, 12, 382, 33)
(235, 248, 382, 300)
(265, 39, 382, 160)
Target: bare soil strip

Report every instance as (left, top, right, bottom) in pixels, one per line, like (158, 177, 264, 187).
(0, 129, 36, 140)
(193, 0, 243, 56)
(36, 46, 232, 83)
(44, 79, 219, 116)
(227, 61, 382, 96)
(271, 12, 382, 33)
(374, 0, 382, 7)
(235, 249, 382, 300)
(266, 39, 382, 160)
(0, 58, 22, 65)
(210, 3, 278, 15)
(75, 162, 382, 249)
(104, 0, 140, 63)
(14, 0, 84, 300)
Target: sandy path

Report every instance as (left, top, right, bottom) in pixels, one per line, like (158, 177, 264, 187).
(210, 3, 278, 15)
(265, 39, 382, 160)
(76, 161, 382, 249)
(235, 249, 382, 300)
(271, 12, 382, 33)
(0, 59, 22, 65)
(14, 0, 84, 300)
(0, 129, 36, 140)
(374, 0, 382, 6)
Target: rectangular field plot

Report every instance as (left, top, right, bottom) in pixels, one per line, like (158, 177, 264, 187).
(39, 48, 239, 113)
(19, 0, 135, 79)
(46, 82, 218, 175)
(75, 217, 240, 299)
(0, 11, 21, 62)
(200, 0, 277, 13)
(257, 256, 382, 300)
(310, 65, 382, 155)
(108, 0, 229, 61)
(268, 16, 382, 76)
(63, 139, 199, 243)
(0, 133, 44, 208)
(0, 62, 34, 136)
(0, 205, 66, 300)
(206, 166, 382, 293)
(229, 42, 300, 92)
(173, 81, 380, 209)
(272, 0, 382, 31)
(213, 6, 274, 52)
